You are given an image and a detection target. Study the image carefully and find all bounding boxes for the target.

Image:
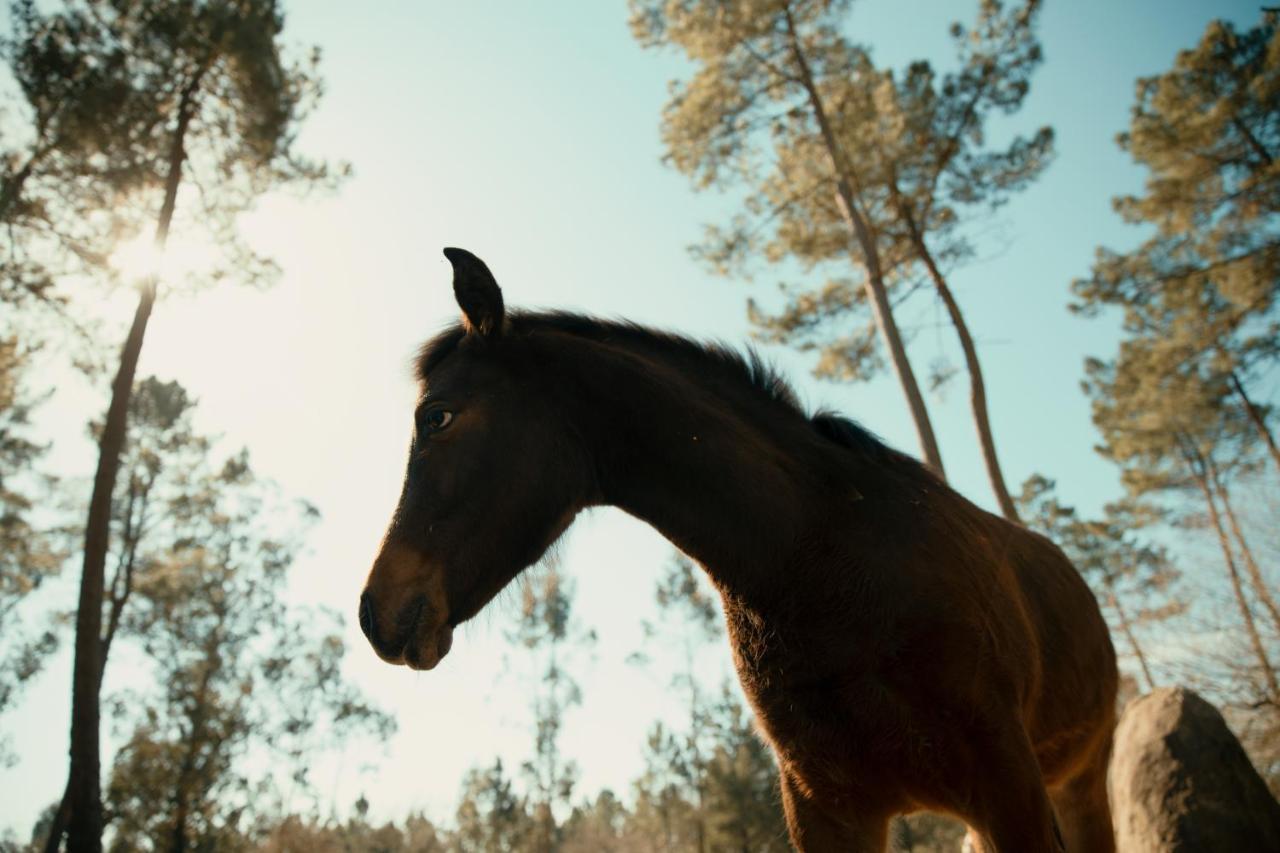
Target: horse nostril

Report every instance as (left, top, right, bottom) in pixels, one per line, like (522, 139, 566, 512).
(359, 591, 375, 642)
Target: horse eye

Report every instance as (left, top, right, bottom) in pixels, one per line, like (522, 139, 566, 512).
(422, 409, 453, 432)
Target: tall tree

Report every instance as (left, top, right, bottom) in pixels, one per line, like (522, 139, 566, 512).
(697, 686, 788, 852)
(630, 0, 946, 473)
(1073, 12, 1280, 718)
(90, 380, 393, 851)
(5, 3, 343, 848)
(744, 0, 1051, 519)
(1074, 12, 1280, 476)
(26, 377, 390, 851)
(508, 566, 595, 853)
(878, 0, 1049, 520)
(1083, 340, 1279, 704)
(637, 555, 722, 852)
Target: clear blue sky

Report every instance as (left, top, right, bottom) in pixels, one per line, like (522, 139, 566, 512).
(1, 0, 1267, 837)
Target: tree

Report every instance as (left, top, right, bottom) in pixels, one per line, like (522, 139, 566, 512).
(560, 790, 630, 853)
(4, 3, 344, 848)
(626, 557, 788, 852)
(451, 759, 534, 853)
(630, 0, 946, 474)
(507, 566, 595, 852)
(1073, 9, 1280, 730)
(746, 0, 1051, 519)
(876, 0, 1049, 520)
(633, 555, 723, 852)
(0, 335, 62, 767)
(93, 381, 393, 851)
(259, 804, 446, 853)
(697, 687, 787, 852)
(1083, 340, 1279, 704)
(1073, 12, 1280, 476)
(10, 376, 392, 851)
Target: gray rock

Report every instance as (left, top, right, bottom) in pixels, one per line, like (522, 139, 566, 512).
(1109, 687, 1280, 852)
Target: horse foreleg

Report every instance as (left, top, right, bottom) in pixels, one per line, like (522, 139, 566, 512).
(780, 772, 889, 852)
(959, 726, 1066, 853)
(1048, 731, 1115, 853)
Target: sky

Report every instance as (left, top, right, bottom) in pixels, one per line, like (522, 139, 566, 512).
(0, 0, 1269, 838)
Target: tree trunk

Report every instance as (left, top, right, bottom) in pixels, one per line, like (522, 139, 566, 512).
(1229, 370, 1280, 476)
(909, 227, 1019, 520)
(0, 155, 38, 223)
(1209, 461, 1280, 636)
(1107, 582, 1156, 692)
(44, 478, 146, 853)
(61, 282, 156, 853)
(57, 64, 205, 853)
(1185, 447, 1280, 700)
(780, 8, 945, 477)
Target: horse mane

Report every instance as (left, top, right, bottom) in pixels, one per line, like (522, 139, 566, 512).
(416, 310, 911, 471)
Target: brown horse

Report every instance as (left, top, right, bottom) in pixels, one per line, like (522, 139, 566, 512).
(359, 248, 1118, 852)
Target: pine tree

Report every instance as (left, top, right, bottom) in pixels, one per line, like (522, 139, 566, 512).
(56, 378, 394, 852)
(508, 567, 595, 852)
(630, 0, 946, 474)
(1074, 12, 1280, 475)
(747, 0, 1052, 519)
(3, 3, 345, 848)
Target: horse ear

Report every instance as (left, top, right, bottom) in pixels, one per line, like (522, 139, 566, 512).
(443, 247, 505, 337)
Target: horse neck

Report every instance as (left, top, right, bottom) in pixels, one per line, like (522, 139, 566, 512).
(547, 336, 834, 604)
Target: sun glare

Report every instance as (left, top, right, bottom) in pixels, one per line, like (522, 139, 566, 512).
(110, 232, 220, 285)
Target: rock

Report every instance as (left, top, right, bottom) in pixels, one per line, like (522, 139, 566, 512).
(1109, 686, 1280, 852)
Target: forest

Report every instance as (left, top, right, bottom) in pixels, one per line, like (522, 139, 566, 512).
(0, 0, 1277, 851)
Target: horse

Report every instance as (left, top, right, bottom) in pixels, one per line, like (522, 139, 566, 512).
(358, 248, 1118, 852)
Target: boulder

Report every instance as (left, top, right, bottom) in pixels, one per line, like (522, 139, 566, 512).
(1109, 686, 1280, 852)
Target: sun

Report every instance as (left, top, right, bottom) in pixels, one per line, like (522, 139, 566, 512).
(110, 231, 220, 285)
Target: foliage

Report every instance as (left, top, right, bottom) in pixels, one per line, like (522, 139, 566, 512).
(740, 0, 1051, 380)
(451, 759, 534, 853)
(506, 566, 596, 851)
(91, 377, 394, 852)
(1074, 12, 1279, 480)
(631, 0, 1050, 509)
(1074, 11, 1280, 730)
(630, 0, 950, 471)
(2, 0, 342, 304)
(0, 335, 63, 766)
(1, 2, 349, 847)
(259, 804, 446, 853)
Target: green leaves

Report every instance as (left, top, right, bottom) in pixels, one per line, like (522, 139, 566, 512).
(1076, 13, 1279, 495)
(95, 378, 392, 850)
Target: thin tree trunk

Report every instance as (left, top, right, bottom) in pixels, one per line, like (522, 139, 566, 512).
(1106, 582, 1156, 692)
(908, 225, 1018, 520)
(58, 64, 205, 853)
(0, 156, 38, 223)
(1184, 445, 1280, 700)
(1229, 370, 1280, 475)
(1209, 460, 1280, 635)
(61, 282, 155, 853)
(780, 7, 945, 477)
(44, 479, 145, 853)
